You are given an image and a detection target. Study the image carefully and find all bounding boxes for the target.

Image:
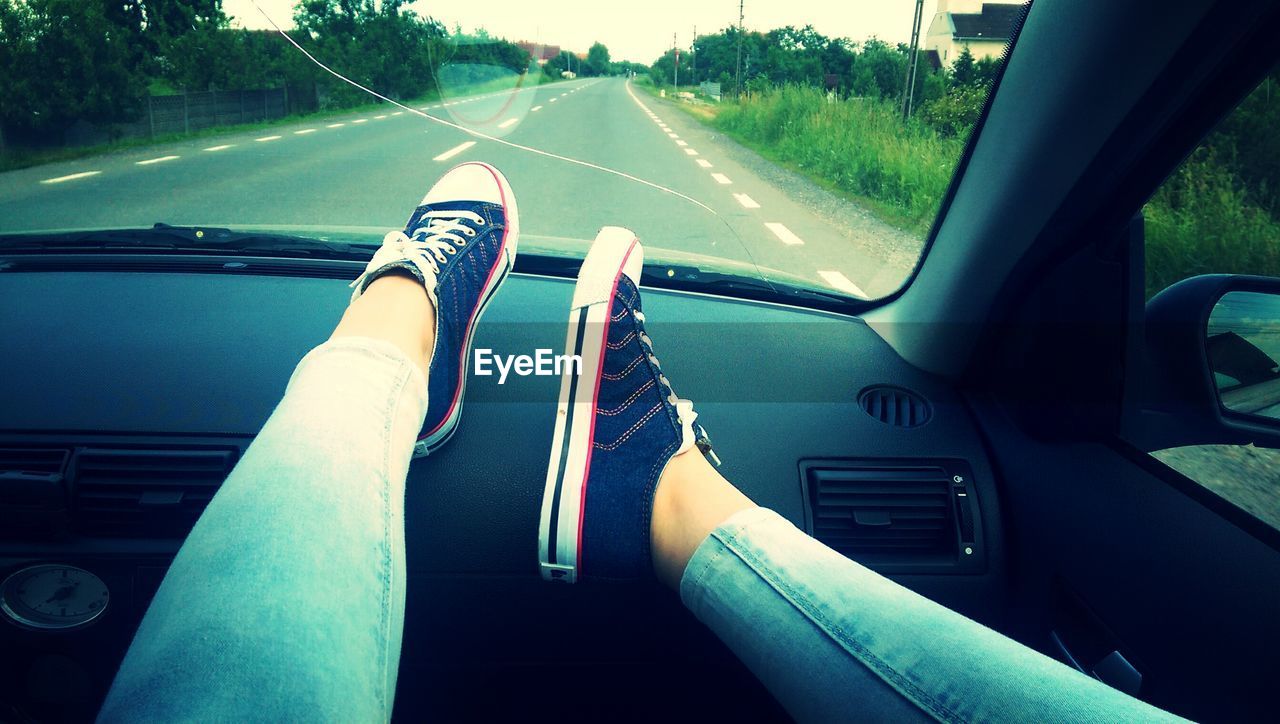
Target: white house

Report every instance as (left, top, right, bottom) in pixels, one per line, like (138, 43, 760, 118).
(925, 0, 1023, 66)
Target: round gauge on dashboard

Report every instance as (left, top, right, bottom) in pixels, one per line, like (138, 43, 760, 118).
(1, 565, 109, 631)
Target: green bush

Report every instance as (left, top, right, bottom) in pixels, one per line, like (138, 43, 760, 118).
(1144, 146, 1280, 297)
(713, 84, 962, 232)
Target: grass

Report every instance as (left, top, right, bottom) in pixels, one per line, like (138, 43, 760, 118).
(0, 74, 564, 174)
(1143, 150, 1280, 298)
(657, 82, 1280, 294)
(657, 84, 962, 235)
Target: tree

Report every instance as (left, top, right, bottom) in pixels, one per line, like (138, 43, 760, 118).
(585, 42, 610, 77)
(0, 0, 147, 138)
(951, 45, 976, 86)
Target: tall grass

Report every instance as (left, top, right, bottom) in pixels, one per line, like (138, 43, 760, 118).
(710, 84, 1280, 296)
(712, 85, 964, 233)
(1143, 147, 1280, 298)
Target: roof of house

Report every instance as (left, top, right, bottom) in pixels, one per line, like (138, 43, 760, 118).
(950, 3, 1022, 41)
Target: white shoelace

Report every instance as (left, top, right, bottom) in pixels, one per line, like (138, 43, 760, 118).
(350, 209, 485, 300)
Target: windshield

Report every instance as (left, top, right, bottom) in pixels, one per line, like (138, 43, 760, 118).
(0, 0, 1013, 303)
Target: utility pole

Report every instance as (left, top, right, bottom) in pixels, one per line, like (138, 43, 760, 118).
(900, 0, 924, 119)
(734, 0, 744, 96)
(692, 26, 697, 85)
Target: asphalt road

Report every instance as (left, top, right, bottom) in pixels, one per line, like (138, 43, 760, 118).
(0, 78, 915, 299)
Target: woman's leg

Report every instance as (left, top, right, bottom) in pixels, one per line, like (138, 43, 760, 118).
(652, 452, 1186, 723)
(97, 276, 432, 722)
(99, 161, 519, 722)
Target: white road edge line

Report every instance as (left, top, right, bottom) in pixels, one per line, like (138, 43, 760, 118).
(40, 171, 100, 184)
(136, 155, 180, 165)
(765, 222, 804, 246)
(818, 271, 869, 299)
(711, 173, 732, 185)
(498, 118, 518, 129)
(733, 193, 759, 208)
(204, 144, 234, 152)
(434, 141, 477, 162)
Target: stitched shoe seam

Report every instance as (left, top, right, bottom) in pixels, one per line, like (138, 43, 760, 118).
(593, 402, 663, 451)
(597, 379, 656, 416)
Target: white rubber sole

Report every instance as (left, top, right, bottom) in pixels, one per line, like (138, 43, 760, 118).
(538, 226, 643, 583)
(414, 162, 521, 458)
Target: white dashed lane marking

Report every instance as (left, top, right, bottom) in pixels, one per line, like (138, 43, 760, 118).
(327, 123, 345, 128)
(696, 159, 713, 168)
(818, 270, 868, 298)
(353, 119, 368, 123)
(374, 114, 387, 120)
(498, 118, 518, 129)
(392, 111, 403, 116)
(684, 148, 699, 156)
(40, 171, 100, 184)
(434, 141, 477, 162)
(531, 105, 543, 112)
(550, 98, 558, 103)
(294, 129, 317, 135)
(733, 193, 760, 208)
(204, 144, 234, 152)
(765, 222, 804, 246)
(136, 155, 179, 165)
(711, 173, 732, 185)
(667, 133, 679, 138)
(255, 135, 282, 142)
(676, 140, 688, 147)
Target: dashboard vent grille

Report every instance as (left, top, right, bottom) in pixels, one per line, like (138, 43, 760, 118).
(0, 448, 70, 475)
(800, 459, 985, 573)
(806, 463, 952, 556)
(858, 386, 931, 428)
(72, 448, 236, 537)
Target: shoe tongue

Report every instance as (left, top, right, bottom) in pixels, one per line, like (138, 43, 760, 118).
(674, 399, 697, 456)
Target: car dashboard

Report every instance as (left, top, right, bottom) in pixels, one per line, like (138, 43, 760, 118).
(0, 259, 1006, 721)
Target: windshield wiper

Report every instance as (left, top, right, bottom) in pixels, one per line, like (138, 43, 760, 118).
(513, 249, 861, 307)
(0, 224, 377, 259)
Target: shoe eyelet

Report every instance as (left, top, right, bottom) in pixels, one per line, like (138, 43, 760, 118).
(476, 218, 487, 225)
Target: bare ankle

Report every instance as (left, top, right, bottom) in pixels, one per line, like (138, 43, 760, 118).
(332, 274, 436, 375)
(650, 451, 756, 590)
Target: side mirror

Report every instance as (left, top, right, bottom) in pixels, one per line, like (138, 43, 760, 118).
(1207, 291, 1280, 422)
(1127, 275, 1280, 451)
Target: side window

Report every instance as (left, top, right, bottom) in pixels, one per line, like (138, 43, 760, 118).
(1145, 67, 1280, 532)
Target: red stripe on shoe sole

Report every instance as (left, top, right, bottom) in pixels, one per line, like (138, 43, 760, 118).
(420, 161, 514, 441)
(575, 236, 641, 574)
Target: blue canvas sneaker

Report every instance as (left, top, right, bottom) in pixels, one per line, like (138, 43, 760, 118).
(538, 227, 717, 583)
(350, 161, 519, 457)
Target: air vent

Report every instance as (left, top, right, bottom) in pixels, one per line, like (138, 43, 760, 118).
(858, 386, 931, 427)
(0, 448, 69, 475)
(72, 448, 236, 537)
(801, 459, 983, 573)
(0, 448, 72, 538)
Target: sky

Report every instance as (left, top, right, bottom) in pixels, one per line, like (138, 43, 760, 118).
(223, 0, 941, 64)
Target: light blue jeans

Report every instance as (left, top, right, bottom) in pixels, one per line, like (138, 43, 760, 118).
(98, 338, 1182, 723)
